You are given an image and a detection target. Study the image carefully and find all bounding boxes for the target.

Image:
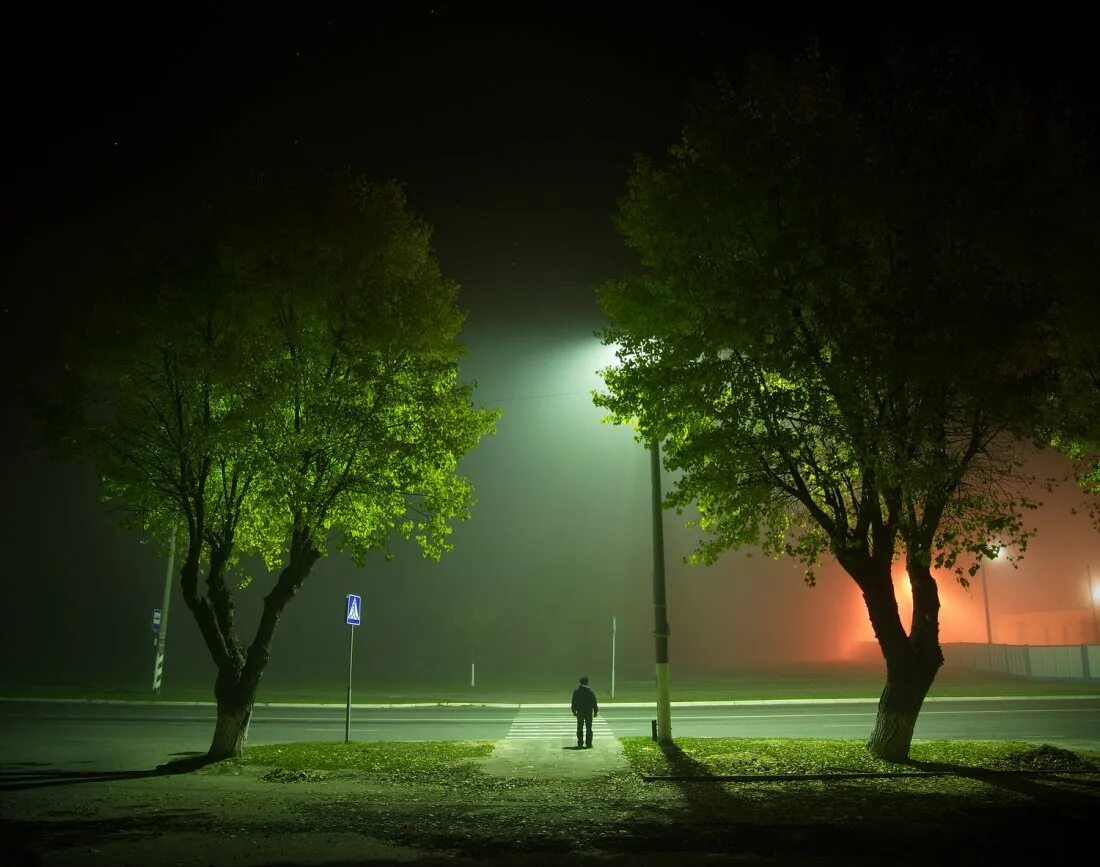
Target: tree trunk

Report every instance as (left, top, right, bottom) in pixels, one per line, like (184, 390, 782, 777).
(207, 668, 258, 760)
(203, 527, 320, 761)
(866, 656, 938, 762)
(864, 562, 943, 762)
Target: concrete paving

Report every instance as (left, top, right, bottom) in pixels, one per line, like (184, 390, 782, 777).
(482, 709, 629, 777)
(483, 735, 629, 778)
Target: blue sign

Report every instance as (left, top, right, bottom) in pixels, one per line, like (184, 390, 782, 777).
(345, 594, 361, 626)
(152, 609, 162, 633)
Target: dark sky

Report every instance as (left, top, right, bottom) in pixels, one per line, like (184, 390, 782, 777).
(3, 5, 1099, 695)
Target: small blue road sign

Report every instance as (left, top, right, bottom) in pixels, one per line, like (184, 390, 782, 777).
(152, 609, 162, 633)
(345, 594, 361, 626)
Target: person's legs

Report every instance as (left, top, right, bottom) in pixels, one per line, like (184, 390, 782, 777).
(584, 712, 593, 747)
(576, 714, 583, 747)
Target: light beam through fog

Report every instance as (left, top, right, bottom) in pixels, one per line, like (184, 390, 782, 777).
(3, 323, 1099, 696)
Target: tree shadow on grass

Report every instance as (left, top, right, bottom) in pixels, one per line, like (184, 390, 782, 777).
(896, 754, 1100, 857)
(629, 742, 1014, 860)
(622, 742, 879, 859)
(0, 751, 218, 791)
(635, 741, 778, 854)
(906, 754, 1100, 805)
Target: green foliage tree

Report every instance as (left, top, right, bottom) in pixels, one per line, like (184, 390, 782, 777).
(36, 174, 500, 759)
(595, 46, 1080, 760)
(1047, 265, 1100, 529)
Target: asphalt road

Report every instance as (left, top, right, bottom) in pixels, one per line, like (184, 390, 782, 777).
(2, 696, 1098, 773)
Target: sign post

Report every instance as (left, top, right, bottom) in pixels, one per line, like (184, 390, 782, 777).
(152, 528, 176, 694)
(344, 594, 361, 743)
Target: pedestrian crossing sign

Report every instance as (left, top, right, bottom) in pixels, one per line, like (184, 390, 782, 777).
(346, 594, 361, 626)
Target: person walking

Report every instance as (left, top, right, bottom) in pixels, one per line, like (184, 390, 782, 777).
(571, 676, 599, 748)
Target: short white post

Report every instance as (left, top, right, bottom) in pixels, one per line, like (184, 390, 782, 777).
(611, 615, 617, 700)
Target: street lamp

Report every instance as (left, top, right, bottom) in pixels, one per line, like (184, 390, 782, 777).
(588, 336, 672, 741)
(650, 439, 672, 745)
(979, 547, 1006, 645)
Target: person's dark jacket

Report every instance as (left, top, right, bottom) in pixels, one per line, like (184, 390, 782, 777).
(571, 684, 598, 715)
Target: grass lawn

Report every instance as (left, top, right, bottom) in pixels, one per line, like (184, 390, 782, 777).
(191, 736, 1100, 862)
(5, 735, 1098, 865)
(224, 734, 1100, 780)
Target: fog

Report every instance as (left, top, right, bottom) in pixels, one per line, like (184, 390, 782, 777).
(4, 295, 1098, 699)
(2, 10, 1098, 700)
(4, 169, 1099, 703)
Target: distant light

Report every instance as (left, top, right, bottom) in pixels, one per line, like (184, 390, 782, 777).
(1093, 583, 1100, 604)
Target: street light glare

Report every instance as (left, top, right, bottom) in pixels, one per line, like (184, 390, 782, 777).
(592, 339, 622, 373)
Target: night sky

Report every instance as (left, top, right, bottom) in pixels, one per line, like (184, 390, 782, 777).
(3, 5, 1099, 695)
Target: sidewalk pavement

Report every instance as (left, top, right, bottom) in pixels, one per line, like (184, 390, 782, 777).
(484, 736, 629, 778)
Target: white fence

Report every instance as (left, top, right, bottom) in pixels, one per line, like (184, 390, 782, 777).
(944, 642, 1100, 680)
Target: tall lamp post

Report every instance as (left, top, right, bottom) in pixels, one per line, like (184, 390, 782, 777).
(650, 439, 672, 745)
(594, 338, 671, 740)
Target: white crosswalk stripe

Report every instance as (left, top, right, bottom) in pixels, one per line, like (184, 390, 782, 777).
(504, 709, 614, 741)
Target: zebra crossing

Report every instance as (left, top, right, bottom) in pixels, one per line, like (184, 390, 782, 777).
(504, 708, 615, 741)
